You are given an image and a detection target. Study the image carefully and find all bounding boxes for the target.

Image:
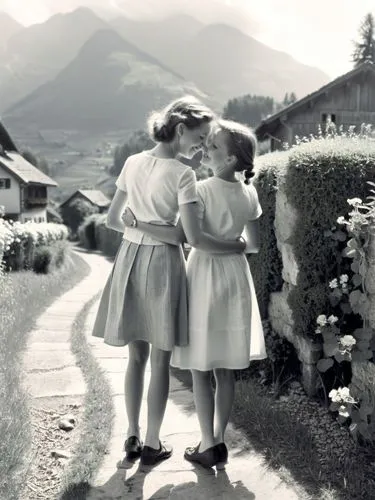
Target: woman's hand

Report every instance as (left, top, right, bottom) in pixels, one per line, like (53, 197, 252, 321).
(122, 207, 137, 227)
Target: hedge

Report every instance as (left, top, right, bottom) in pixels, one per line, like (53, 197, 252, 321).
(284, 134, 375, 339)
(78, 214, 122, 258)
(249, 152, 286, 318)
(0, 220, 69, 272)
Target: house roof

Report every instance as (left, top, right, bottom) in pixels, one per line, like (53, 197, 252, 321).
(60, 189, 111, 208)
(255, 61, 375, 140)
(0, 151, 58, 186)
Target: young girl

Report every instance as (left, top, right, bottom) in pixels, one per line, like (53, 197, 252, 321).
(123, 119, 266, 469)
(92, 98, 245, 469)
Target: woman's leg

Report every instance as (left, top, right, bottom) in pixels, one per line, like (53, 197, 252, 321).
(213, 368, 235, 443)
(191, 369, 215, 451)
(144, 346, 172, 449)
(125, 340, 150, 438)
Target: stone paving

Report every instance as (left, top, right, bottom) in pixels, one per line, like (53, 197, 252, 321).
(24, 248, 303, 499)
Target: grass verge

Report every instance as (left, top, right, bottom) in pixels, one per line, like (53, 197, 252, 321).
(0, 249, 91, 500)
(58, 292, 114, 500)
(171, 368, 375, 500)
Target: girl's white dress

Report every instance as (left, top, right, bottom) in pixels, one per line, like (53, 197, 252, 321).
(171, 176, 267, 371)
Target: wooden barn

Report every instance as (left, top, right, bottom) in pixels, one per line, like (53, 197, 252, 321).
(256, 61, 375, 151)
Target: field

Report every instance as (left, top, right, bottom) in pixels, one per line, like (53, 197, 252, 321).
(5, 125, 129, 203)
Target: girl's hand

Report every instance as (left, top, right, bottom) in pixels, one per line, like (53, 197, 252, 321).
(122, 207, 137, 227)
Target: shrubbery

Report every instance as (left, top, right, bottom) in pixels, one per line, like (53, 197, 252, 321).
(0, 219, 69, 273)
(78, 214, 122, 257)
(61, 198, 99, 236)
(284, 129, 375, 340)
(249, 153, 286, 317)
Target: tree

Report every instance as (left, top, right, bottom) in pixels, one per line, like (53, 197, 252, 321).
(352, 12, 375, 66)
(282, 92, 298, 108)
(223, 95, 274, 128)
(111, 130, 154, 177)
(21, 148, 50, 175)
(61, 198, 98, 235)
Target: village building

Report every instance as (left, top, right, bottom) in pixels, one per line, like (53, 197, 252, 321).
(256, 61, 375, 151)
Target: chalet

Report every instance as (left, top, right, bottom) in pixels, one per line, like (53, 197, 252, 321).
(0, 122, 58, 223)
(60, 189, 111, 213)
(256, 61, 375, 151)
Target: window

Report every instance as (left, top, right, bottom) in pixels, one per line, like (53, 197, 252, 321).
(322, 113, 336, 124)
(0, 178, 11, 189)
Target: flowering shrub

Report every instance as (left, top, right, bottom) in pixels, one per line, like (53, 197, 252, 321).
(0, 218, 69, 272)
(315, 186, 375, 442)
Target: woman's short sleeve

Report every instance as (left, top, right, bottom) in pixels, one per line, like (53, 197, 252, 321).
(247, 184, 263, 221)
(115, 157, 130, 192)
(178, 168, 198, 205)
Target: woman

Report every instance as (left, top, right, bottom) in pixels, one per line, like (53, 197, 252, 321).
(92, 97, 245, 468)
(123, 119, 266, 469)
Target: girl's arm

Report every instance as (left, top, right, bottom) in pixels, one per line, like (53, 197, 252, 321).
(242, 219, 260, 253)
(122, 208, 185, 245)
(123, 207, 244, 253)
(179, 202, 245, 253)
(106, 188, 128, 233)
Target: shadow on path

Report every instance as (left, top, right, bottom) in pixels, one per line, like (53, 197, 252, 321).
(83, 462, 255, 499)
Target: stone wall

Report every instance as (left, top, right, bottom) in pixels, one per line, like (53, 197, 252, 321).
(268, 180, 322, 395)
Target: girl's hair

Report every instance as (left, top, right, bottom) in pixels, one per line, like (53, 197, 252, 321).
(148, 96, 214, 143)
(218, 119, 257, 185)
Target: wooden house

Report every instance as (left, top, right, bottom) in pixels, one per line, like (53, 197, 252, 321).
(0, 122, 58, 222)
(256, 62, 375, 151)
(60, 189, 111, 214)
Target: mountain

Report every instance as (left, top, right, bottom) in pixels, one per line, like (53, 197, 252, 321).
(112, 19, 329, 101)
(0, 12, 23, 51)
(3, 29, 209, 132)
(110, 14, 203, 64)
(0, 7, 110, 111)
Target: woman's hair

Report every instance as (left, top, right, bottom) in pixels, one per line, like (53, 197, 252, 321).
(148, 96, 214, 143)
(218, 119, 257, 185)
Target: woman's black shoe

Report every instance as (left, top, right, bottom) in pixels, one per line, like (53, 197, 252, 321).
(124, 436, 143, 461)
(140, 441, 173, 467)
(184, 443, 219, 468)
(215, 442, 228, 470)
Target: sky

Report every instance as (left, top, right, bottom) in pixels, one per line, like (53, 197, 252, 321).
(0, 0, 374, 79)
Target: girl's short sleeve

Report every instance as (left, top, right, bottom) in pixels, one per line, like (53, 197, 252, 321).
(178, 168, 198, 205)
(247, 183, 263, 221)
(115, 157, 129, 192)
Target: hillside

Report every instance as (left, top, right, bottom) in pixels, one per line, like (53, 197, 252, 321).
(3, 29, 209, 132)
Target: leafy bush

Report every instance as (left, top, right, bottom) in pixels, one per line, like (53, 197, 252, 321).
(1, 220, 68, 272)
(77, 213, 122, 257)
(284, 131, 375, 340)
(249, 152, 286, 317)
(78, 215, 99, 250)
(61, 198, 99, 236)
(32, 241, 68, 274)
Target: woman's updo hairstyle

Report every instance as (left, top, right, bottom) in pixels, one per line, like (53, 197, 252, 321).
(218, 119, 257, 185)
(148, 96, 214, 143)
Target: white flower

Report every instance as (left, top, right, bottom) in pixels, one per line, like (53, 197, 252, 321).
(337, 216, 347, 225)
(338, 405, 350, 418)
(339, 274, 349, 284)
(329, 278, 338, 289)
(316, 314, 327, 327)
(328, 315, 339, 325)
(329, 387, 355, 404)
(315, 327, 322, 334)
(329, 389, 341, 403)
(347, 198, 362, 206)
(340, 335, 356, 348)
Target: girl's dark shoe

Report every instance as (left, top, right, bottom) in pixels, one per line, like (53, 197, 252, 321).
(124, 436, 143, 461)
(140, 441, 173, 467)
(184, 443, 219, 468)
(215, 442, 228, 470)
